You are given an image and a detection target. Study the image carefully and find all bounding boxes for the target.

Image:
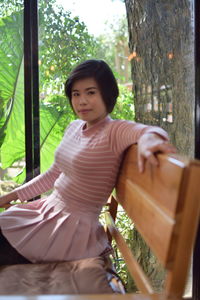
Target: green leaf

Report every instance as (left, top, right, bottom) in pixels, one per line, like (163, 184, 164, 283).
(1, 57, 25, 169)
(0, 10, 23, 148)
(39, 104, 65, 173)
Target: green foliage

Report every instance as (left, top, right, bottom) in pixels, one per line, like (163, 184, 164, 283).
(96, 17, 131, 84)
(112, 207, 135, 290)
(38, 1, 99, 91)
(100, 205, 136, 291)
(0, 0, 23, 17)
(0, 10, 24, 150)
(111, 85, 135, 121)
(0, 3, 99, 182)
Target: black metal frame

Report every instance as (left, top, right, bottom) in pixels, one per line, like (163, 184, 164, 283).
(193, 0, 200, 299)
(24, 0, 40, 182)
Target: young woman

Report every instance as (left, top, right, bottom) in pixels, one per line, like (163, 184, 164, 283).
(0, 60, 176, 265)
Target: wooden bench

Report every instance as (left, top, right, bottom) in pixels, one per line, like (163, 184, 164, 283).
(0, 144, 199, 299)
(105, 144, 200, 299)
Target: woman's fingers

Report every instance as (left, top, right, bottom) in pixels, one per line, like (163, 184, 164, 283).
(137, 133, 177, 173)
(138, 142, 177, 173)
(148, 142, 176, 154)
(138, 150, 159, 173)
(138, 153, 144, 173)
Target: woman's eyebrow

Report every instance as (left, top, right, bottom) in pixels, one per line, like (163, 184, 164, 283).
(85, 87, 98, 91)
(72, 86, 98, 92)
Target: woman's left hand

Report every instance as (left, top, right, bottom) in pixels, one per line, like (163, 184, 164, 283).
(137, 133, 177, 173)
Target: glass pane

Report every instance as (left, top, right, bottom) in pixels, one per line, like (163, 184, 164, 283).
(0, 1, 24, 192)
(37, 3, 135, 288)
(38, 0, 133, 174)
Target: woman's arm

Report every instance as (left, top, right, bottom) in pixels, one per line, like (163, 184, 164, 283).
(110, 120, 176, 171)
(0, 162, 61, 205)
(0, 190, 18, 206)
(15, 162, 62, 201)
(111, 121, 169, 152)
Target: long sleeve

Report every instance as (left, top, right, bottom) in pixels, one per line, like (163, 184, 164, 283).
(109, 120, 169, 155)
(14, 122, 76, 202)
(15, 162, 62, 201)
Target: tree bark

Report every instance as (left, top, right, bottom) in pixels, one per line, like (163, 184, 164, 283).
(125, 0, 195, 156)
(124, 0, 195, 294)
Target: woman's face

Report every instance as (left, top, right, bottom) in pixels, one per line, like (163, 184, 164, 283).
(71, 78, 107, 128)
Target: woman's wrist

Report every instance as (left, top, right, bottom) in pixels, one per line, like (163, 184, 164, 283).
(141, 132, 166, 141)
(8, 191, 18, 201)
(0, 190, 18, 206)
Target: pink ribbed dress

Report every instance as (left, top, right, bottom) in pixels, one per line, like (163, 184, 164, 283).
(0, 116, 168, 263)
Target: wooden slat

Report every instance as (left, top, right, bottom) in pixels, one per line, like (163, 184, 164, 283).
(113, 145, 200, 298)
(107, 195, 118, 222)
(118, 146, 186, 218)
(105, 196, 118, 243)
(165, 162, 200, 297)
(105, 212, 154, 294)
(116, 177, 175, 266)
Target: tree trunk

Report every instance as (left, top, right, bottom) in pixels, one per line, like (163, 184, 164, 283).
(125, 228, 165, 292)
(125, 0, 195, 156)
(124, 0, 195, 294)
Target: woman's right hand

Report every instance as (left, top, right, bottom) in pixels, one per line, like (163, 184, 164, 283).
(0, 191, 18, 207)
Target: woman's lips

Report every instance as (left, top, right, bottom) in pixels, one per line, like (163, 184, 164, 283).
(78, 109, 92, 114)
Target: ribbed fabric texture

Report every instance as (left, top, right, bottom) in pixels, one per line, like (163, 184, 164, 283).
(0, 116, 168, 263)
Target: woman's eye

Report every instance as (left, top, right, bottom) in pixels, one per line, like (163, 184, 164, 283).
(72, 92, 79, 97)
(88, 90, 95, 95)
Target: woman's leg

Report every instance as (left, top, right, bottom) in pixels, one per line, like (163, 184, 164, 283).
(0, 229, 31, 265)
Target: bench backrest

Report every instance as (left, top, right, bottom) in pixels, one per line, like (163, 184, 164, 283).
(106, 144, 200, 298)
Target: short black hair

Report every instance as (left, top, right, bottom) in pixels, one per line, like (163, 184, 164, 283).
(64, 59, 119, 113)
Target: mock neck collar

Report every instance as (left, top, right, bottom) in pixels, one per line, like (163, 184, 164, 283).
(81, 115, 111, 135)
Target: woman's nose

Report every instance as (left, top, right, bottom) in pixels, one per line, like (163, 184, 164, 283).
(79, 95, 88, 104)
